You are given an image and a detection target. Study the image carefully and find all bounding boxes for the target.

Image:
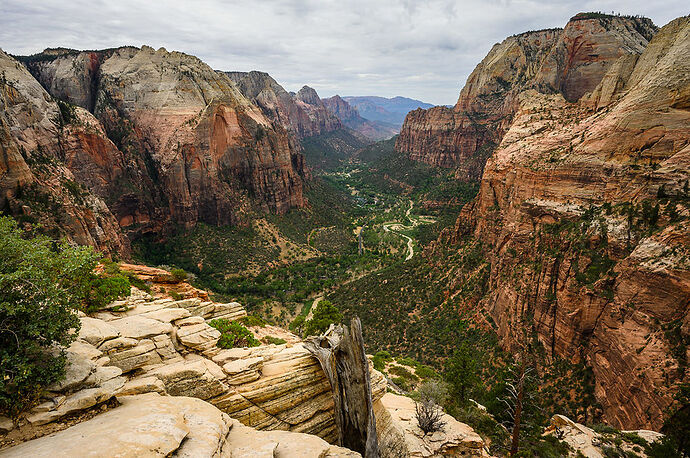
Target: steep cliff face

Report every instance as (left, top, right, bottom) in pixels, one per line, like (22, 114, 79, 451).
(226, 71, 335, 139)
(396, 15, 658, 176)
(294, 85, 343, 134)
(0, 49, 129, 256)
(14, 46, 306, 244)
(322, 95, 398, 141)
(452, 16, 690, 430)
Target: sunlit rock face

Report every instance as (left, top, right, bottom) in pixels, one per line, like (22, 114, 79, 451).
(448, 16, 689, 430)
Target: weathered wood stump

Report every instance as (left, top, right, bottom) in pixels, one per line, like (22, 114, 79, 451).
(305, 317, 379, 458)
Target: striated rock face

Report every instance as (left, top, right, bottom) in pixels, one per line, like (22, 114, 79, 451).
(0, 49, 129, 256)
(323, 95, 398, 141)
(1, 393, 361, 457)
(451, 17, 690, 430)
(6, 277, 389, 447)
(396, 14, 658, 176)
(226, 71, 341, 140)
(7, 46, 306, 249)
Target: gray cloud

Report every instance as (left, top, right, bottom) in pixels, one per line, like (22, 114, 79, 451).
(0, 0, 686, 105)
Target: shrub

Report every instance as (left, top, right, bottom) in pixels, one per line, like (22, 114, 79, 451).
(170, 268, 187, 282)
(303, 300, 343, 336)
(169, 291, 183, 301)
(389, 365, 420, 382)
(0, 217, 100, 417)
(239, 315, 267, 328)
(210, 319, 260, 349)
(415, 397, 446, 434)
(263, 336, 287, 345)
(372, 350, 393, 371)
(84, 275, 131, 312)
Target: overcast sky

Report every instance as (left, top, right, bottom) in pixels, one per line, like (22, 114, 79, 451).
(0, 1, 686, 105)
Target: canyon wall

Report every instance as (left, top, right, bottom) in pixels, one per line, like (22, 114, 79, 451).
(449, 16, 690, 430)
(396, 15, 658, 179)
(226, 71, 342, 140)
(2, 46, 307, 253)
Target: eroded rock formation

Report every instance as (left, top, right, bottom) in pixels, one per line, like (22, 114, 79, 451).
(2, 46, 307, 253)
(396, 14, 658, 178)
(226, 71, 342, 140)
(446, 16, 690, 429)
(1, 393, 360, 457)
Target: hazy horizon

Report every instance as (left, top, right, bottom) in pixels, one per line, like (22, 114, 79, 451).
(1, 0, 686, 105)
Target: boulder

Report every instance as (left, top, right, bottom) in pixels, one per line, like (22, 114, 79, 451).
(26, 376, 125, 426)
(4, 394, 229, 457)
(106, 339, 161, 373)
(222, 356, 264, 385)
(375, 393, 487, 457)
(108, 316, 173, 339)
(175, 322, 221, 352)
(119, 376, 167, 396)
(152, 360, 227, 400)
(224, 418, 360, 457)
(77, 317, 120, 346)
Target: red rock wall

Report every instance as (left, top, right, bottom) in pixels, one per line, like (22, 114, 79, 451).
(453, 17, 690, 429)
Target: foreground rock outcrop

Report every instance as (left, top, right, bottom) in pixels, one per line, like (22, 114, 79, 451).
(0, 265, 487, 456)
(375, 393, 488, 457)
(444, 16, 690, 429)
(1, 393, 359, 457)
(543, 414, 663, 458)
(396, 14, 657, 178)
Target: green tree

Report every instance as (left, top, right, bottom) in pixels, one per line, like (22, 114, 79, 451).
(444, 343, 479, 404)
(303, 300, 343, 336)
(0, 217, 101, 417)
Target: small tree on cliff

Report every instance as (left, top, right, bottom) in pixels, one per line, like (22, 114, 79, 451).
(444, 342, 479, 405)
(303, 300, 343, 336)
(0, 216, 128, 417)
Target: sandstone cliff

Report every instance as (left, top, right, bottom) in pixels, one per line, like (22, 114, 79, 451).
(396, 14, 658, 178)
(5, 46, 306, 250)
(0, 49, 129, 255)
(293, 85, 344, 135)
(447, 16, 689, 430)
(226, 71, 341, 140)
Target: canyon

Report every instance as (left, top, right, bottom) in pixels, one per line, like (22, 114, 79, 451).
(1, 9, 689, 457)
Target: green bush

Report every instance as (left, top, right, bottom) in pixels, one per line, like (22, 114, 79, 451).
(389, 365, 419, 382)
(0, 217, 100, 417)
(239, 315, 267, 328)
(263, 336, 287, 345)
(84, 275, 131, 312)
(210, 319, 260, 349)
(170, 268, 187, 282)
(303, 300, 343, 336)
(170, 291, 183, 301)
(372, 350, 393, 371)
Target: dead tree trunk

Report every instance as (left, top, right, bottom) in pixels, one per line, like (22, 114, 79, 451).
(510, 360, 526, 456)
(305, 317, 379, 458)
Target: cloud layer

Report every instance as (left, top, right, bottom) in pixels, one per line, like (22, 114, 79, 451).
(1, 0, 686, 105)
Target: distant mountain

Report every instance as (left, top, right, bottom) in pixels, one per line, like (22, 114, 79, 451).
(322, 95, 398, 141)
(342, 96, 433, 127)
